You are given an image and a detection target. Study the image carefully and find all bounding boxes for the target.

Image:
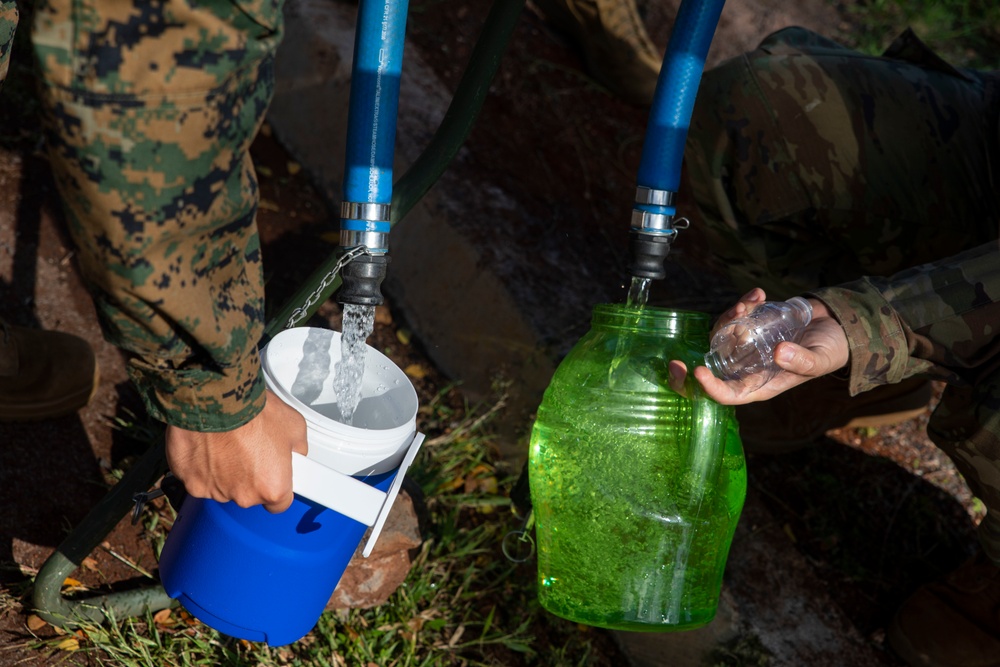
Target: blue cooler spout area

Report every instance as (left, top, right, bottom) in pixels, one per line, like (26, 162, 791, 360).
(627, 0, 726, 280)
(159, 471, 397, 647)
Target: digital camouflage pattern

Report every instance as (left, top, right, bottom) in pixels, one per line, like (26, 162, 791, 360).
(686, 27, 1000, 560)
(30, 0, 285, 431)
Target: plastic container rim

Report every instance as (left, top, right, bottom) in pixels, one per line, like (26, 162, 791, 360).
(591, 303, 712, 333)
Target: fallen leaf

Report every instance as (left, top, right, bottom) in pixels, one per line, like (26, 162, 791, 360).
(61, 577, 88, 593)
(287, 161, 302, 175)
(396, 329, 412, 345)
(55, 637, 79, 651)
(404, 364, 427, 379)
(81, 557, 99, 571)
(26, 615, 47, 631)
(153, 608, 173, 625)
(439, 476, 465, 493)
(465, 475, 498, 495)
(258, 198, 280, 212)
(257, 165, 274, 178)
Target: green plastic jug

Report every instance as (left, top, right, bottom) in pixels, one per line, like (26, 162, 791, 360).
(528, 304, 745, 631)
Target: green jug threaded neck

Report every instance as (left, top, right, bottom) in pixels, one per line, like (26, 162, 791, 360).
(592, 304, 712, 336)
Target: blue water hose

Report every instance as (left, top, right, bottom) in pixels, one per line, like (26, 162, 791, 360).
(337, 0, 410, 305)
(628, 0, 725, 279)
(341, 0, 408, 251)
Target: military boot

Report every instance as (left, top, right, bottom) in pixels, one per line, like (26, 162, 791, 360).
(534, 0, 661, 105)
(888, 551, 1000, 667)
(0, 319, 98, 421)
(737, 375, 933, 454)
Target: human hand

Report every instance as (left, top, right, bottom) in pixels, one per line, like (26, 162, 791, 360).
(668, 288, 850, 405)
(165, 389, 308, 513)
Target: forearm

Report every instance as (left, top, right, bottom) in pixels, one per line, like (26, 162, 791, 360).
(809, 242, 1000, 395)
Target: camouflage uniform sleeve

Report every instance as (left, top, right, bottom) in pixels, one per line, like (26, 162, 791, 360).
(809, 242, 1000, 396)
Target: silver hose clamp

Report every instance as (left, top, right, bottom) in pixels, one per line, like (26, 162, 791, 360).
(340, 201, 391, 253)
(631, 188, 685, 236)
(634, 186, 676, 207)
(631, 210, 676, 234)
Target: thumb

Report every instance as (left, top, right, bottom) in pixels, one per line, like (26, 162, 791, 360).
(773, 341, 824, 377)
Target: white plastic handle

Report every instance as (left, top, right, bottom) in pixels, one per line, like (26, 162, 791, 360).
(291, 454, 386, 525)
(290, 432, 425, 557)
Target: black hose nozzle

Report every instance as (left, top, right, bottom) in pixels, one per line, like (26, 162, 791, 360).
(336, 254, 390, 306)
(627, 231, 673, 280)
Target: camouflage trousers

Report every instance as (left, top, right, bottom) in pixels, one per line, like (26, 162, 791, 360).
(686, 27, 1000, 559)
(0, 0, 285, 430)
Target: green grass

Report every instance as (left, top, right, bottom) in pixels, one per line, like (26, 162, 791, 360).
(836, 0, 1000, 69)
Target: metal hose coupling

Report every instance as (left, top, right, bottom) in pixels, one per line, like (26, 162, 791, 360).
(335, 201, 391, 306)
(627, 186, 688, 280)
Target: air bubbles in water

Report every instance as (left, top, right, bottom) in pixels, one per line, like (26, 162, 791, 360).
(332, 303, 376, 425)
(291, 328, 333, 405)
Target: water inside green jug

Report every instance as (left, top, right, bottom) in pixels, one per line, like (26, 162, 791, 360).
(528, 304, 746, 631)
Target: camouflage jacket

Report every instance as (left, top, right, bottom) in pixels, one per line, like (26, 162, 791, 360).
(811, 242, 1000, 396)
(687, 27, 1000, 400)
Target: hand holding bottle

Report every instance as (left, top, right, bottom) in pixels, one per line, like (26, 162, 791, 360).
(668, 288, 850, 404)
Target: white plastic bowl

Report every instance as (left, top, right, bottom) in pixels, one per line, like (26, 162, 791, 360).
(261, 327, 418, 476)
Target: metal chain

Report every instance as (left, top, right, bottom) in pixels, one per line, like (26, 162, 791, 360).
(285, 245, 371, 329)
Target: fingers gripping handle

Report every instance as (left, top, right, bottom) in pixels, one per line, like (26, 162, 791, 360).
(290, 432, 425, 557)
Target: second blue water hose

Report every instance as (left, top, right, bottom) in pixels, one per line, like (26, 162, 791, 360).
(638, 0, 725, 203)
(628, 0, 725, 279)
(635, 0, 724, 220)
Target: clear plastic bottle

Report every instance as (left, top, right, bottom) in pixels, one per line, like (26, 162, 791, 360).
(703, 297, 813, 392)
(528, 305, 745, 631)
